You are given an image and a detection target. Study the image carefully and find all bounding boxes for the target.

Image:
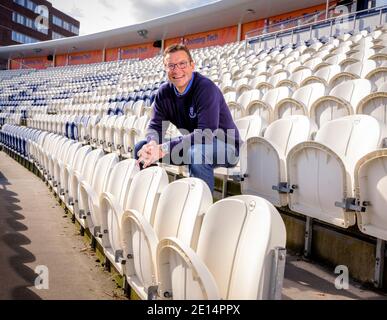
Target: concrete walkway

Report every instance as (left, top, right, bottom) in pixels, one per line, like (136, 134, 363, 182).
(0, 151, 123, 300)
(283, 254, 387, 300)
(0, 150, 386, 300)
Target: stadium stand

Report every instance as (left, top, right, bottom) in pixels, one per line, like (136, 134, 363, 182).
(1, 0, 387, 299)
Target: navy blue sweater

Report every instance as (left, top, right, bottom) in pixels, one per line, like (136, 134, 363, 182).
(146, 72, 241, 152)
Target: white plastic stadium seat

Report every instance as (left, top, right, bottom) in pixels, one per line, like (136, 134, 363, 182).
(240, 115, 317, 207)
(287, 115, 385, 228)
(115, 167, 169, 276)
(274, 83, 326, 120)
(356, 82, 387, 125)
(156, 195, 286, 300)
(354, 149, 387, 241)
(121, 177, 212, 300)
(79, 153, 120, 235)
(245, 86, 292, 123)
(309, 79, 373, 128)
(69, 148, 104, 219)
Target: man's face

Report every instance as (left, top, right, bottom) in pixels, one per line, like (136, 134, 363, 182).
(164, 50, 195, 93)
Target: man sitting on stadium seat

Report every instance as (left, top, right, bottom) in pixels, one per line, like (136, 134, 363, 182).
(135, 43, 241, 194)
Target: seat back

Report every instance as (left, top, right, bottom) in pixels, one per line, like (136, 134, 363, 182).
(72, 145, 92, 173)
(153, 178, 213, 249)
(311, 79, 372, 127)
(157, 195, 286, 300)
(237, 89, 261, 110)
(275, 83, 325, 119)
(306, 64, 341, 86)
(240, 116, 316, 206)
(124, 166, 169, 224)
(330, 79, 373, 108)
(265, 115, 317, 155)
(288, 68, 312, 86)
(235, 115, 266, 142)
(355, 150, 387, 241)
(357, 82, 387, 125)
(80, 149, 105, 185)
(315, 115, 383, 173)
(262, 86, 292, 108)
(104, 115, 119, 146)
(57, 139, 73, 162)
(105, 159, 139, 206)
(248, 87, 291, 122)
(91, 153, 120, 196)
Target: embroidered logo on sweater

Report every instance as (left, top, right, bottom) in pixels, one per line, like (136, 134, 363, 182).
(189, 105, 197, 119)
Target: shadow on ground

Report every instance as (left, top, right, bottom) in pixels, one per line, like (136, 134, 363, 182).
(0, 169, 41, 300)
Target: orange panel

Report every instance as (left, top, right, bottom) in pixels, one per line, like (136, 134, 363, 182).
(68, 50, 103, 65)
(242, 19, 265, 40)
(269, 2, 337, 26)
(105, 48, 119, 62)
(55, 54, 68, 67)
(120, 42, 160, 60)
(23, 56, 52, 69)
(183, 26, 237, 50)
(10, 59, 22, 70)
(10, 57, 51, 69)
(164, 37, 184, 49)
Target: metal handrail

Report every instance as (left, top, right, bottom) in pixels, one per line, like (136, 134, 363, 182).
(245, 4, 338, 40)
(246, 4, 387, 45)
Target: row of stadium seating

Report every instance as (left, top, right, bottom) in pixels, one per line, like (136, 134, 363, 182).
(1, 24, 386, 235)
(0, 124, 286, 300)
(1, 21, 387, 294)
(0, 42, 247, 123)
(3, 28, 387, 129)
(2, 110, 387, 239)
(26, 114, 149, 156)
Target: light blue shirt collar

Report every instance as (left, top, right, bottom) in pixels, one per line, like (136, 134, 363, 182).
(173, 72, 195, 96)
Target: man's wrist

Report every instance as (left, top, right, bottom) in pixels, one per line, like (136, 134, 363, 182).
(160, 142, 170, 154)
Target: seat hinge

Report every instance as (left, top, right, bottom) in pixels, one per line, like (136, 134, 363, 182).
(272, 182, 297, 194)
(232, 173, 248, 182)
(334, 198, 368, 212)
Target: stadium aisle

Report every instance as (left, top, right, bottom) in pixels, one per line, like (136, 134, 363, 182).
(283, 255, 387, 300)
(0, 151, 124, 300)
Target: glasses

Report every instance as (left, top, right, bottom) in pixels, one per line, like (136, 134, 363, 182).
(164, 61, 189, 71)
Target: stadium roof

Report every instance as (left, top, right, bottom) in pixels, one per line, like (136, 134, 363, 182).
(0, 0, 326, 60)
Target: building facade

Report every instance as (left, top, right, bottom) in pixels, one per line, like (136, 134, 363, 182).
(0, 0, 79, 46)
(0, 0, 80, 69)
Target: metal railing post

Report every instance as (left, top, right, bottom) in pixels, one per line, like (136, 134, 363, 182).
(330, 19, 333, 37)
(241, 5, 387, 54)
(309, 25, 313, 41)
(374, 239, 385, 288)
(353, 14, 357, 32)
(380, 8, 383, 25)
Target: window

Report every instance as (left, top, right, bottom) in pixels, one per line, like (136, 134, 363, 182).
(25, 17, 33, 28)
(12, 12, 48, 34)
(26, 0, 36, 11)
(53, 15, 77, 33)
(11, 31, 39, 44)
(375, 0, 387, 6)
(13, 0, 38, 12)
(13, 0, 25, 7)
(52, 15, 62, 27)
(71, 25, 79, 35)
(17, 13, 25, 25)
(63, 21, 70, 31)
(52, 31, 65, 40)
